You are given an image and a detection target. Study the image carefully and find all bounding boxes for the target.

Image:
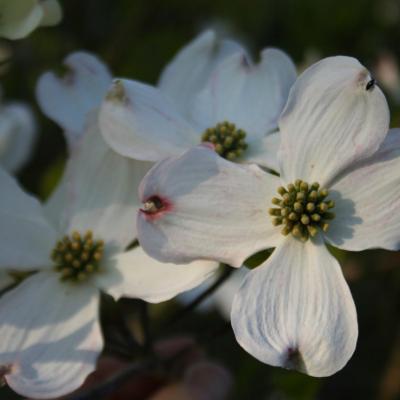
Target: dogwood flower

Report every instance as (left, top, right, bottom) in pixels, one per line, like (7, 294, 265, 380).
(136, 56, 397, 377)
(35, 31, 246, 151)
(98, 34, 296, 171)
(0, 0, 62, 40)
(0, 115, 219, 398)
(0, 91, 36, 173)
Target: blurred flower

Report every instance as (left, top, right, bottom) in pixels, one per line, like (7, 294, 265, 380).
(36, 30, 252, 151)
(150, 362, 232, 400)
(0, 113, 219, 398)
(177, 267, 249, 320)
(0, 0, 62, 40)
(136, 57, 400, 377)
(374, 51, 400, 103)
(99, 30, 296, 171)
(0, 89, 36, 173)
(55, 337, 232, 400)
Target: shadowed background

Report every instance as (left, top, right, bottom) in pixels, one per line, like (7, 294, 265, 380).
(2, 0, 400, 399)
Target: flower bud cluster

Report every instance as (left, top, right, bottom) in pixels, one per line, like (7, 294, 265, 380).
(269, 180, 335, 241)
(51, 230, 104, 282)
(201, 121, 248, 161)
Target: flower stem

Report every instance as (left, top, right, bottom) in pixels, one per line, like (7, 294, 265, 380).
(163, 264, 233, 328)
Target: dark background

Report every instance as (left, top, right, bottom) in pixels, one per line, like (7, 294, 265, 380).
(2, 0, 400, 399)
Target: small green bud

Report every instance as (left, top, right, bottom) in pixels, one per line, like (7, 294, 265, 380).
(278, 186, 287, 195)
(293, 202, 303, 213)
(224, 137, 233, 147)
(281, 208, 290, 217)
(309, 191, 318, 201)
(269, 208, 281, 216)
(318, 202, 328, 212)
(215, 144, 223, 154)
(321, 222, 330, 232)
(292, 224, 302, 237)
(272, 217, 282, 226)
(311, 214, 321, 222)
(327, 200, 335, 208)
(301, 215, 310, 225)
(300, 182, 309, 192)
(296, 192, 305, 201)
(307, 225, 318, 237)
(289, 212, 299, 221)
(226, 151, 236, 160)
(319, 188, 329, 199)
(306, 203, 315, 212)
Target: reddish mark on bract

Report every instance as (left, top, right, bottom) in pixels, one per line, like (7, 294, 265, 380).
(201, 142, 215, 151)
(285, 347, 305, 372)
(140, 195, 173, 221)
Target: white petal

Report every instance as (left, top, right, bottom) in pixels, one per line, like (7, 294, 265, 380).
(0, 272, 102, 399)
(99, 79, 198, 162)
(0, 103, 36, 173)
(65, 113, 152, 251)
(137, 145, 282, 268)
(36, 51, 112, 149)
(96, 246, 220, 303)
(0, 167, 56, 269)
(0, 0, 42, 40)
(192, 48, 296, 137)
(231, 235, 358, 377)
(43, 170, 70, 234)
(39, 0, 62, 27)
(158, 30, 244, 118)
(279, 56, 390, 186)
(245, 131, 280, 171)
(327, 128, 400, 251)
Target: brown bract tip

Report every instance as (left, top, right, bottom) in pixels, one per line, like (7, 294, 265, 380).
(284, 347, 306, 373)
(105, 79, 127, 103)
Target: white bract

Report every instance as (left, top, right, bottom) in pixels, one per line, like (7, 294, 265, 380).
(0, 116, 219, 398)
(0, 93, 36, 173)
(136, 57, 398, 377)
(36, 51, 113, 150)
(98, 30, 296, 170)
(0, 0, 62, 40)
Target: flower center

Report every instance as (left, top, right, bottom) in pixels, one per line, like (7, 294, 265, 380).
(269, 180, 335, 241)
(51, 230, 104, 282)
(201, 121, 248, 161)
